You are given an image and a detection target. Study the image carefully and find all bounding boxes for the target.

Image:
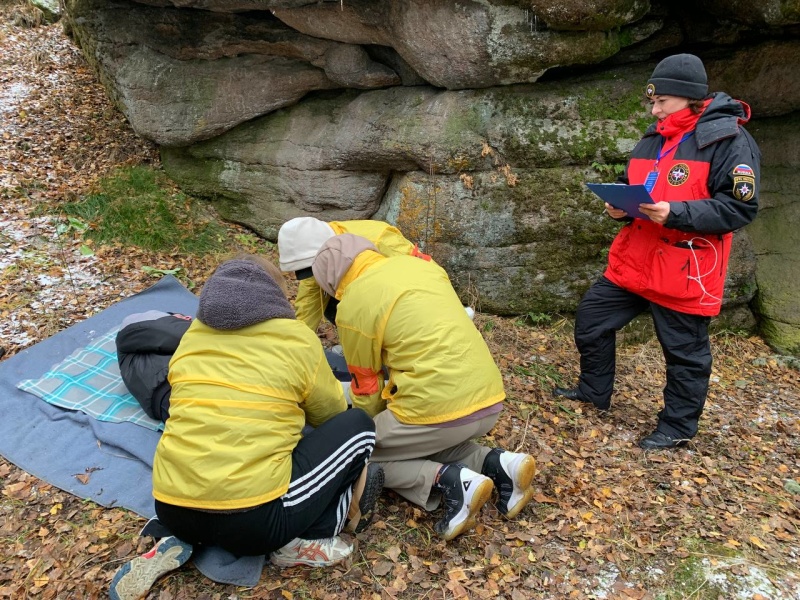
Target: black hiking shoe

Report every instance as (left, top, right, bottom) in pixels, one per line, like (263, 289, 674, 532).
(433, 464, 493, 541)
(553, 387, 610, 411)
(355, 462, 384, 533)
(638, 431, 689, 450)
(481, 448, 536, 519)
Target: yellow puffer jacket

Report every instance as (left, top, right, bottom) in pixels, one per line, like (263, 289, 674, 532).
(335, 253, 505, 424)
(294, 220, 421, 331)
(152, 318, 347, 511)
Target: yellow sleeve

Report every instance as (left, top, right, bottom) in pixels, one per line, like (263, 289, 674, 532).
(374, 226, 416, 257)
(302, 347, 348, 428)
(294, 278, 328, 332)
(338, 325, 386, 418)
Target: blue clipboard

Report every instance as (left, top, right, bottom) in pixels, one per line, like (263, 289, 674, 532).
(586, 183, 655, 220)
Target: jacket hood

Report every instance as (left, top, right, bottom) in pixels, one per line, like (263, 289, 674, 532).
(312, 234, 379, 297)
(197, 259, 295, 330)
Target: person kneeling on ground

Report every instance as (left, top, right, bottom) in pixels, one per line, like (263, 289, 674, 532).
(311, 234, 536, 541)
(277, 217, 434, 331)
(109, 254, 383, 600)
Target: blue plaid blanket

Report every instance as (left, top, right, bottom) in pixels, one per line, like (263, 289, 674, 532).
(17, 327, 163, 431)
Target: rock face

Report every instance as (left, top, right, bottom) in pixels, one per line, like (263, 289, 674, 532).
(31, 0, 61, 22)
(161, 74, 647, 314)
(747, 114, 800, 355)
(61, 0, 800, 354)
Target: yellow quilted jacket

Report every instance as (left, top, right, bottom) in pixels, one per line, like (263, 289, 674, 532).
(152, 318, 346, 511)
(335, 252, 505, 424)
(294, 220, 420, 330)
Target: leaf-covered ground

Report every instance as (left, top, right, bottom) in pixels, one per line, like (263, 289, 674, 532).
(1, 7, 799, 600)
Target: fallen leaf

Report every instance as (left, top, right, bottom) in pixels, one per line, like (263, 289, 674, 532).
(749, 536, 767, 550)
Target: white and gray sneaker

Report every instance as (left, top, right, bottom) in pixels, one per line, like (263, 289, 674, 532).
(482, 448, 536, 519)
(270, 536, 353, 568)
(433, 464, 494, 541)
(109, 536, 192, 600)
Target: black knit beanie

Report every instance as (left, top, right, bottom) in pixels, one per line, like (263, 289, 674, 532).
(646, 54, 708, 100)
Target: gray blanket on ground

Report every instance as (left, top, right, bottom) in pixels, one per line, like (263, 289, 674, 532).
(0, 275, 264, 587)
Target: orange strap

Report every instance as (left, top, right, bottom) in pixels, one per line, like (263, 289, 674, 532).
(411, 244, 432, 262)
(348, 365, 381, 396)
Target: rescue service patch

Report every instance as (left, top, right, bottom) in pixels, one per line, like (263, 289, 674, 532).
(667, 163, 690, 186)
(733, 176, 755, 201)
(645, 83, 656, 98)
(732, 164, 754, 177)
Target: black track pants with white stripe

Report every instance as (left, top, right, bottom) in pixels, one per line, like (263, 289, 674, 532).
(154, 408, 376, 556)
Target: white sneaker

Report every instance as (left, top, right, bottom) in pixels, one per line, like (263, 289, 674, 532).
(270, 536, 353, 567)
(433, 464, 494, 541)
(482, 449, 536, 519)
(108, 536, 193, 600)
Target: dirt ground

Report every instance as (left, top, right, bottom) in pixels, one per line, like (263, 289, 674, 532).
(1, 5, 799, 600)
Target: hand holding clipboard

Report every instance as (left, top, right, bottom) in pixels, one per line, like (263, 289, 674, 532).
(586, 183, 655, 220)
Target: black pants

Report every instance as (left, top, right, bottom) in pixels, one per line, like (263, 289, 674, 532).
(574, 277, 712, 439)
(155, 408, 375, 556)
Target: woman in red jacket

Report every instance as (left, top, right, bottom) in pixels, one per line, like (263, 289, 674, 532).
(555, 54, 761, 449)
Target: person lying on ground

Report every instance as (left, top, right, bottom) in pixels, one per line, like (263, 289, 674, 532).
(115, 310, 192, 422)
(116, 311, 352, 422)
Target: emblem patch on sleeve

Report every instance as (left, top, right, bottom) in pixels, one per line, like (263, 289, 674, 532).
(667, 163, 690, 186)
(733, 176, 755, 202)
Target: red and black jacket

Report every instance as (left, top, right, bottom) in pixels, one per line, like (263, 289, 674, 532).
(605, 92, 761, 316)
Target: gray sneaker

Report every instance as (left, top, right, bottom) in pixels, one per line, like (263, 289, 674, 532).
(109, 536, 192, 600)
(270, 536, 353, 567)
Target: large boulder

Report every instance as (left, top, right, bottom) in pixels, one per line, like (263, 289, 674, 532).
(62, 0, 399, 145)
(705, 40, 800, 118)
(160, 69, 650, 225)
(747, 114, 800, 355)
(525, 0, 651, 31)
(60, 0, 800, 353)
(162, 65, 758, 314)
(696, 0, 800, 26)
(272, 0, 641, 89)
(31, 0, 61, 22)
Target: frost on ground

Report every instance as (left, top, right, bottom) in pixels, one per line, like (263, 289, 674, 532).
(701, 558, 800, 600)
(0, 209, 113, 349)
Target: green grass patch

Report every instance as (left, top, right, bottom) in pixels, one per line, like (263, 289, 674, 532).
(59, 166, 228, 254)
(650, 539, 767, 600)
(512, 362, 564, 389)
